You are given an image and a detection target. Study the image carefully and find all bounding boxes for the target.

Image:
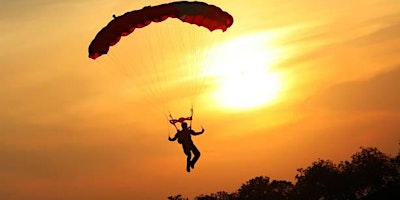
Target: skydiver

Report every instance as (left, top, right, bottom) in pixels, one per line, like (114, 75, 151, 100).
(168, 122, 204, 172)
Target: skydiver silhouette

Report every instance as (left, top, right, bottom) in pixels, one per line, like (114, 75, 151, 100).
(168, 122, 204, 172)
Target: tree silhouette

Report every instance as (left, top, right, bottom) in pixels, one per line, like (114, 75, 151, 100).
(294, 159, 345, 200)
(236, 176, 294, 200)
(168, 194, 188, 200)
(195, 191, 236, 200)
(359, 144, 400, 199)
(173, 145, 400, 200)
(264, 180, 294, 200)
(340, 147, 400, 199)
(237, 176, 271, 200)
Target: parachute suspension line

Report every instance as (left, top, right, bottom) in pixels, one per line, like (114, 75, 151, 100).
(165, 112, 175, 138)
(191, 27, 206, 108)
(168, 112, 179, 130)
(150, 21, 190, 118)
(188, 26, 199, 109)
(189, 105, 194, 128)
(169, 24, 220, 123)
(155, 21, 199, 113)
(107, 54, 159, 110)
(196, 28, 207, 108)
(174, 21, 192, 97)
(106, 53, 132, 78)
(142, 29, 170, 116)
(106, 47, 167, 119)
(175, 24, 205, 110)
(190, 31, 212, 128)
(159, 27, 180, 119)
(165, 23, 199, 129)
(188, 27, 220, 110)
(197, 31, 220, 103)
(144, 21, 201, 120)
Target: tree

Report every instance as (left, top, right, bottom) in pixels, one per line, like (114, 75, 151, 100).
(265, 180, 294, 200)
(177, 145, 400, 200)
(294, 159, 345, 200)
(340, 147, 400, 199)
(168, 194, 188, 200)
(236, 176, 294, 200)
(237, 176, 270, 200)
(195, 191, 237, 200)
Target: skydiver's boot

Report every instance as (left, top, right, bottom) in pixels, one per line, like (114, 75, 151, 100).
(186, 156, 191, 172)
(186, 163, 191, 172)
(190, 161, 195, 169)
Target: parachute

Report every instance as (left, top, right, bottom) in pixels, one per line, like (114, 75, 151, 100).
(88, 1, 233, 59)
(88, 1, 233, 129)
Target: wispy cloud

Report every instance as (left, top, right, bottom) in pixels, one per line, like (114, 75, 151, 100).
(308, 66, 400, 111)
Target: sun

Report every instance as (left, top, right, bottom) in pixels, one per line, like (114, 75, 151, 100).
(203, 32, 283, 110)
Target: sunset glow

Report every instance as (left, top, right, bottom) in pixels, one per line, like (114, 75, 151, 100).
(1, 0, 399, 199)
(204, 33, 282, 110)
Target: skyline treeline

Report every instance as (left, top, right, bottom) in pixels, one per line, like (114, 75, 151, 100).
(169, 144, 400, 200)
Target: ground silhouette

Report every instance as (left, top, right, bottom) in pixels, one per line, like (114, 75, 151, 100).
(170, 145, 400, 200)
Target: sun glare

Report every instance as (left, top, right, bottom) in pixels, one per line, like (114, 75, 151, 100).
(204, 32, 283, 110)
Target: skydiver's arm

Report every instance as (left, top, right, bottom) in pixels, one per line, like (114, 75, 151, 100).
(168, 132, 179, 141)
(192, 127, 204, 135)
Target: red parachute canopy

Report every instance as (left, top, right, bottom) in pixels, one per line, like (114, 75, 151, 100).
(88, 1, 234, 59)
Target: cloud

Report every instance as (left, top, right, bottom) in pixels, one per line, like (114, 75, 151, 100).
(350, 15, 400, 46)
(308, 66, 400, 111)
(0, 121, 171, 180)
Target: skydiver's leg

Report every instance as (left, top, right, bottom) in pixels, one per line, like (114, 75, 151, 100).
(190, 144, 201, 169)
(183, 146, 191, 172)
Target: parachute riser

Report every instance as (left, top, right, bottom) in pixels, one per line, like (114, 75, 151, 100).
(169, 112, 179, 130)
(168, 107, 194, 130)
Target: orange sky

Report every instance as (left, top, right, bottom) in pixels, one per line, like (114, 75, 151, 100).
(1, 0, 400, 199)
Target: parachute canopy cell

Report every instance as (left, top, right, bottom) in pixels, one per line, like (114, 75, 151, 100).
(88, 1, 234, 59)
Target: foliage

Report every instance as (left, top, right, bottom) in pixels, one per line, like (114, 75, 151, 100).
(170, 145, 400, 200)
(168, 194, 188, 200)
(195, 191, 236, 200)
(237, 176, 293, 200)
(339, 147, 400, 199)
(294, 159, 345, 200)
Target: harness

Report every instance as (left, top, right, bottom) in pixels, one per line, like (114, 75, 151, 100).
(168, 107, 194, 130)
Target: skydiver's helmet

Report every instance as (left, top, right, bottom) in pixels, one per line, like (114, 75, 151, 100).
(181, 122, 188, 129)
